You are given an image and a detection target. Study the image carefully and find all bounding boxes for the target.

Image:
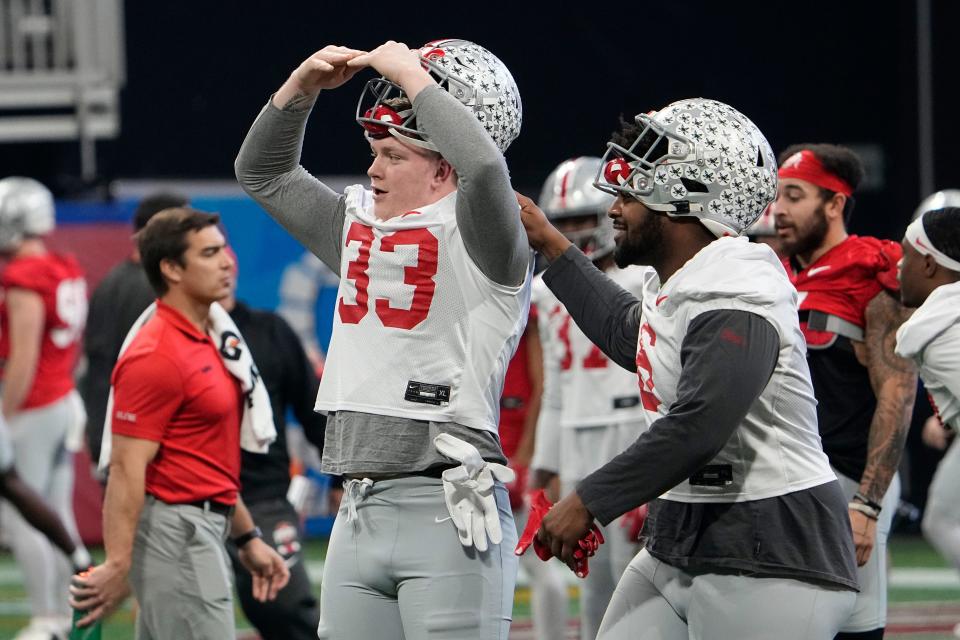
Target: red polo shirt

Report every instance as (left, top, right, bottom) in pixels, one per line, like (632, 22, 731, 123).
(111, 301, 242, 505)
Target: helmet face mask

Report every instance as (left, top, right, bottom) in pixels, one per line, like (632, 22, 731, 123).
(355, 39, 522, 154)
(595, 98, 777, 238)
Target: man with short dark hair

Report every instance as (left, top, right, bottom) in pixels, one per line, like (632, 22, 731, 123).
(895, 203, 960, 639)
(772, 143, 917, 639)
(71, 208, 289, 639)
(520, 99, 859, 639)
(80, 191, 189, 462)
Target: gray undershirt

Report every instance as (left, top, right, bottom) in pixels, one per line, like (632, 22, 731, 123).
(544, 246, 859, 590)
(235, 85, 528, 475)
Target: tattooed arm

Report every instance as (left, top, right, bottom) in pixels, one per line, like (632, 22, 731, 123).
(850, 290, 917, 565)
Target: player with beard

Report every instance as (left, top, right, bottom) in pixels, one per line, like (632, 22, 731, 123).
(519, 101, 858, 639)
(773, 144, 917, 639)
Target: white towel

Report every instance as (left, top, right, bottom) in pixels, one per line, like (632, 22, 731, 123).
(98, 301, 276, 471)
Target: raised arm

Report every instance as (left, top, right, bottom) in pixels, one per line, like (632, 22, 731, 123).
(235, 46, 366, 271)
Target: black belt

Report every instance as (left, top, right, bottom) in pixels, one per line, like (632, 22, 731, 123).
(184, 499, 233, 516)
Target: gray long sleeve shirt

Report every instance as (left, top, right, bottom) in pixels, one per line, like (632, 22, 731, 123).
(235, 85, 530, 475)
(544, 246, 858, 590)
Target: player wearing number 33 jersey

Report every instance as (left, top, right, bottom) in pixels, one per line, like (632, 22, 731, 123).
(315, 185, 529, 432)
(0, 176, 89, 638)
(237, 39, 530, 639)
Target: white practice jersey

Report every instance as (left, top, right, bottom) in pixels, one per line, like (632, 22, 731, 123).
(896, 280, 960, 430)
(315, 186, 532, 434)
(534, 266, 651, 429)
(641, 237, 835, 503)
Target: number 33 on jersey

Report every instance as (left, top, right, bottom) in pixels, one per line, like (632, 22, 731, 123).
(315, 186, 533, 435)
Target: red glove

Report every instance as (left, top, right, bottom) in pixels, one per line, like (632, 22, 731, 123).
(515, 489, 605, 578)
(515, 489, 553, 561)
(570, 524, 605, 578)
(621, 504, 648, 542)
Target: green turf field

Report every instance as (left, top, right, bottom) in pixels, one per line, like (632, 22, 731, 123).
(0, 534, 955, 639)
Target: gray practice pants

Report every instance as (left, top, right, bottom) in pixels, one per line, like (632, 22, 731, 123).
(515, 505, 568, 640)
(317, 475, 518, 640)
(129, 497, 235, 640)
(0, 392, 85, 618)
(596, 549, 857, 640)
(922, 437, 960, 572)
(561, 422, 644, 640)
(835, 469, 900, 633)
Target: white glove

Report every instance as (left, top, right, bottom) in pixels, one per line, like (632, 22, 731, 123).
(434, 433, 515, 552)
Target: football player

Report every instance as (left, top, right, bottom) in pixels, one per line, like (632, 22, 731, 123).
(528, 156, 647, 639)
(895, 197, 960, 637)
(236, 40, 531, 639)
(0, 177, 90, 640)
(520, 100, 859, 638)
(773, 144, 917, 639)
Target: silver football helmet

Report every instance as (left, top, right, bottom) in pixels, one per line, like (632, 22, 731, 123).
(539, 157, 616, 259)
(0, 177, 55, 252)
(356, 39, 522, 154)
(913, 189, 960, 221)
(595, 98, 777, 238)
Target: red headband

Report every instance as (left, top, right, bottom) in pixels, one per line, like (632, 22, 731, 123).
(778, 149, 853, 197)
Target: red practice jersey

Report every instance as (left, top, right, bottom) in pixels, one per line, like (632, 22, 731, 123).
(785, 235, 901, 347)
(0, 253, 87, 409)
(499, 309, 537, 459)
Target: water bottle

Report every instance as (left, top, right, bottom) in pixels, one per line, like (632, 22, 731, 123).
(69, 570, 103, 640)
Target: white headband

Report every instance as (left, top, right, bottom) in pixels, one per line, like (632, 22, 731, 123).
(905, 214, 960, 272)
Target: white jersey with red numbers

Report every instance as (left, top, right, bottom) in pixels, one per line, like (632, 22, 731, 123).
(639, 237, 836, 503)
(0, 253, 87, 410)
(315, 185, 532, 434)
(534, 265, 651, 429)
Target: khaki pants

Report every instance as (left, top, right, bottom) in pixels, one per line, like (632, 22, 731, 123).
(130, 496, 234, 640)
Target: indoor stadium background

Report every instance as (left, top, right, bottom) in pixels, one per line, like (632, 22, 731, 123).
(1, 1, 958, 637)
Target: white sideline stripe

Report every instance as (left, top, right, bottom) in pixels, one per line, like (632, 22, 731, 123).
(0, 563, 953, 591)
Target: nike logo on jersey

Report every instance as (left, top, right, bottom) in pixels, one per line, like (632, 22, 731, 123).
(806, 266, 831, 277)
(435, 516, 453, 524)
(656, 295, 668, 306)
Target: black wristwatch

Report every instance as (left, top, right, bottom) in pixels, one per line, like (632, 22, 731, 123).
(232, 526, 263, 549)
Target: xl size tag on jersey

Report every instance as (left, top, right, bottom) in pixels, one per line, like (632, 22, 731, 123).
(613, 396, 641, 410)
(405, 381, 451, 406)
(689, 464, 733, 487)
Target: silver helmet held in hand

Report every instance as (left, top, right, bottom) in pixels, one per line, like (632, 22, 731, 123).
(539, 157, 616, 259)
(356, 39, 522, 154)
(596, 98, 777, 238)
